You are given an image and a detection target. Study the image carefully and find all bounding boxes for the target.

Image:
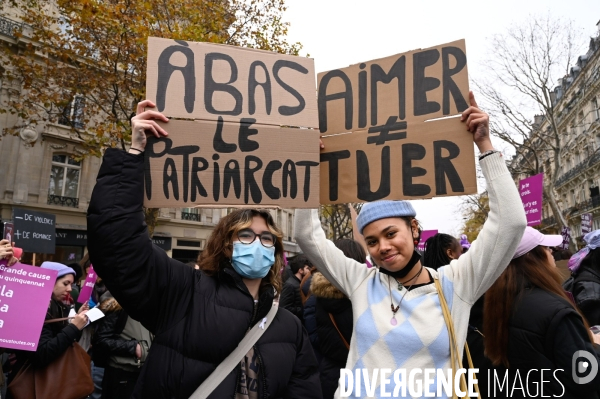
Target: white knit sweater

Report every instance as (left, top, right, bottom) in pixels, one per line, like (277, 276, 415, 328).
(294, 153, 527, 398)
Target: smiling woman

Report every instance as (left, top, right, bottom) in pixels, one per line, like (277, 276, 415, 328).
(295, 92, 528, 397)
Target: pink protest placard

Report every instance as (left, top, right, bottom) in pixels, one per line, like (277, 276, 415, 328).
(519, 173, 543, 227)
(0, 260, 57, 351)
(77, 265, 97, 304)
(418, 230, 439, 252)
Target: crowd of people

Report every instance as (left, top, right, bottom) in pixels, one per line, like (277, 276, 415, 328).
(0, 93, 600, 398)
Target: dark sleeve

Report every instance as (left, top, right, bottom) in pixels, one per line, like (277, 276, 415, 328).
(551, 312, 600, 396)
(31, 322, 82, 368)
(280, 283, 302, 319)
(574, 281, 600, 326)
(284, 322, 322, 399)
(94, 311, 137, 357)
(87, 149, 195, 333)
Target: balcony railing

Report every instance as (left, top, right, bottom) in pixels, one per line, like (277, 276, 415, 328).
(0, 15, 22, 40)
(47, 195, 79, 208)
(555, 152, 600, 187)
(542, 216, 556, 226)
(181, 212, 201, 222)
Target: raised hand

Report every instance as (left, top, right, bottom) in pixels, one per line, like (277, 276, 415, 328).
(461, 91, 493, 153)
(130, 100, 169, 153)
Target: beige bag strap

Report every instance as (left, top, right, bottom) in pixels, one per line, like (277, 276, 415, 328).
(189, 304, 279, 399)
(434, 277, 481, 399)
(328, 313, 350, 350)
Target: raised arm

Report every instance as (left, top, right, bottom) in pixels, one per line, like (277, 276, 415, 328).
(87, 100, 194, 332)
(448, 94, 526, 303)
(294, 209, 373, 297)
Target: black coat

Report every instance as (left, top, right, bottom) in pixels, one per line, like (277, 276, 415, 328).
(92, 298, 136, 368)
(311, 273, 352, 399)
(302, 276, 319, 354)
(572, 266, 600, 326)
(493, 287, 600, 399)
(87, 149, 321, 399)
(280, 275, 303, 321)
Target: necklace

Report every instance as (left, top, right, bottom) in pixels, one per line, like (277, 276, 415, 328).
(394, 268, 422, 291)
(388, 266, 424, 326)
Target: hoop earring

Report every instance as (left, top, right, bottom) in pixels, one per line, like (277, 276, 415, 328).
(414, 239, 419, 246)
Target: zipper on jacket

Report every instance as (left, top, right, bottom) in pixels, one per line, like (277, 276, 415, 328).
(254, 345, 268, 399)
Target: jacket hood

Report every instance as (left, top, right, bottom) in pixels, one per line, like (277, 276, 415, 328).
(99, 297, 122, 313)
(311, 272, 346, 299)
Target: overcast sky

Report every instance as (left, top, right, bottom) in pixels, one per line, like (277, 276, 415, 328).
(284, 0, 600, 235)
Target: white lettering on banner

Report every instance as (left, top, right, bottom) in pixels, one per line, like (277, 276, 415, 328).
(85, 282, 94, 288)
(32, 233, 52, 240)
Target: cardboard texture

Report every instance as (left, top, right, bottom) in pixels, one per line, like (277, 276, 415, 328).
(143, 119, 320, 208)
(320, 117, 477, 203)
(317, 39, 476, 203)
(146, 37, 318, 128)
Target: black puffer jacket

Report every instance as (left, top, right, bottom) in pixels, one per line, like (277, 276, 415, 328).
(92, 298, 136, 368)
(571, 266, 600, 326)
(311, 272, 352, 399)
(87, 149, 321, 399)
(492, 287, 600, 399)
(280, 275, 303, 321)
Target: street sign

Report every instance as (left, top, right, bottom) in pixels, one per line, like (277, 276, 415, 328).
(12, 208, 56, 254)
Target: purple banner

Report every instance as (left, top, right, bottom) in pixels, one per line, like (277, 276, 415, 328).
(561, 227, 571, 250)
(519, 174, 543, 226)
(418, 230, 439, 252)
(0, 260, 57, 351)
(77, 265, 97, 304)
(581, 213, 593, 235)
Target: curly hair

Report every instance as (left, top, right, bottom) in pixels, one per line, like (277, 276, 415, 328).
(197, 209, 283, 294)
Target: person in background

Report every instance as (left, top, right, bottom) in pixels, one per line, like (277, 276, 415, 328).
(460, 234, 471, 253)
(301, 264, 320, 361)
(312, 239, 363, 399)
(93, 295, 152, 399)
(280, 254, 311, 321)
(485, 227, 600, 398)
(86, 100, 320, 398)
(67, 262, 83, 309)
(423, 233, 462, 270)
(566, 230, 600, 326)
(6, 262, 90, 397)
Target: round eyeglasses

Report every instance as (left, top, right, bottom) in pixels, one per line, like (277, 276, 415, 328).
(237, 228, 276, 248)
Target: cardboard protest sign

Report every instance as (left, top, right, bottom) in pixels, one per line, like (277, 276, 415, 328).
(13, 208, 56, 254)
(519, 174, 543, 226)
(418, 230, 438, 252)
(317, 39, 477, 204)
(143, 119, 320, 208)
(77, 265, 97, 304)
(146, 37, 318, 128)
(0, 260, 57, 351)
(581, 213, 593, 235)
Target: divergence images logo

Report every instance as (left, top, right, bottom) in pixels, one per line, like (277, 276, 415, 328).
(572, 350, 598, 384)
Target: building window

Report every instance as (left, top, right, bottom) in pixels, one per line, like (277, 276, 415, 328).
(58, 96, 85, 129)
(48, 155, 80, 207)
(287, 212, 293, 241)
(181, 208, 200, 221)
(593, 97, 600, 121)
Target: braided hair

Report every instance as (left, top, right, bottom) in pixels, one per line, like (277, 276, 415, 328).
(423, 233, 460, 270)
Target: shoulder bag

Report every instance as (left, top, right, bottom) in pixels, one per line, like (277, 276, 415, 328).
(434, 277, 481, 399)
(8, 339, 94, 399)
(189, 303, 279, 399)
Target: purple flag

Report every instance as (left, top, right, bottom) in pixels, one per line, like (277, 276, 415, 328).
(77, 265, 98, 304)
(519, 174, 543, 226)
(561, 227, 571, 250)
(418, 230, 439, 252)
(0, 260, 57, 351)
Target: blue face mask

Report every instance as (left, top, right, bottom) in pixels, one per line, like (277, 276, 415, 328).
(231, 241, 275, 279)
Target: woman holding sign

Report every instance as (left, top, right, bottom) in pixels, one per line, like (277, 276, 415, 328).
(87, 100, 320, 399)
(294, 92, 527, 397)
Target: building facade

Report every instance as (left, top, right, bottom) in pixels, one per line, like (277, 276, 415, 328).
(512, 21, 600, 245)
(0, 11, 301, 266)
